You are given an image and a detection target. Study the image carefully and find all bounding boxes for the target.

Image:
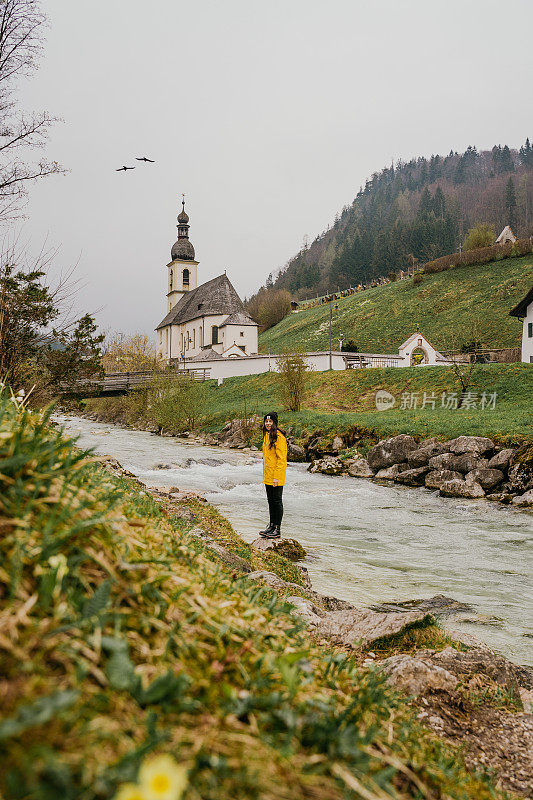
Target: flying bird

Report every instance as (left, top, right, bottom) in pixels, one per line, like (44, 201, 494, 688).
(116, 165, 135, 171)
(136, 156, 155, 163)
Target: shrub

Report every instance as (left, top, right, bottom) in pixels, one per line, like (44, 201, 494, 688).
(413, 273, 423, 286)
(150, 372, 206, 431)
(464, 223, 496, 251)
(276, 351, 312, 411)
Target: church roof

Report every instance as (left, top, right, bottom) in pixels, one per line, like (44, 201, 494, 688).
(219, 311, 257, 327)
(156, 273, 246, 330)
(509, 286, 533, 317)
(189, 347, 223, 361)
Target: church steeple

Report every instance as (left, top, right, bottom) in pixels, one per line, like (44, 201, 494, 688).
(171, 195, 195, 261)
(167, 195, 199, 313)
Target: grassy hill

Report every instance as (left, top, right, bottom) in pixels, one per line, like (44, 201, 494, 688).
(88, 363, 533, 446)
(259, 255, 533, 355)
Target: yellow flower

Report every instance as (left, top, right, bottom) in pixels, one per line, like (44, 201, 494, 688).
(114, 783, 149, 800)
(139, 755, 188, 800)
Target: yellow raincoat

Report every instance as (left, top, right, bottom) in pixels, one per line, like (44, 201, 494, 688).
(262, 431, 287, 486)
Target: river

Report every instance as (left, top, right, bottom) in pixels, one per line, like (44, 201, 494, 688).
(56, 414, 533, 665)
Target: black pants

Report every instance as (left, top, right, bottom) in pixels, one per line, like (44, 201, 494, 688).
(265, 484, 284, 527)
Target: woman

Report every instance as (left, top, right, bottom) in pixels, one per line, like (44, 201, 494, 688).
(259, 411, 287, 539)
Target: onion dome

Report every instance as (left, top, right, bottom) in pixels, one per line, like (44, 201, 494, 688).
(171, 197, 195, 261)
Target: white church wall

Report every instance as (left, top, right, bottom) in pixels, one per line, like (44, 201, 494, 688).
(182, 351, 346, 380)
(219, 324, 258, 355)
(521, 301, 533, 363)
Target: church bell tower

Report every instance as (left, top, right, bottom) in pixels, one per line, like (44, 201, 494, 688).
(166, 196, 199, 312)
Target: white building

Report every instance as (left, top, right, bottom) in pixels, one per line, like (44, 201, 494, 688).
(156, 201, 258, 362)
(510, 287, 533, 363)
(397, 332, 448, 366)
(495, 225, 517, 245)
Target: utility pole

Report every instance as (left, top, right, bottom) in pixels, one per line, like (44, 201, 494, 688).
(329, 302, 338, 369)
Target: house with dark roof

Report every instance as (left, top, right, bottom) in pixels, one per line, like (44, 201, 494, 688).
(155, 200, 258, 362)
(509, 286, 533, 363)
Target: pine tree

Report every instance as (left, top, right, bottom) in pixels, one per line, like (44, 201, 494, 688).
(418, 188, 433, 219)
(505, 177, 517, 231)
(432, 186, 446, 219)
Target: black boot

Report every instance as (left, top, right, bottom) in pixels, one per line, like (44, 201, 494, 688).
(263, 525, 281, 539)
(259, 523, 275, 537)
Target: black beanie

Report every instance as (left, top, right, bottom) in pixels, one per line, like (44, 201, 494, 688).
(264, 411, 278, 426)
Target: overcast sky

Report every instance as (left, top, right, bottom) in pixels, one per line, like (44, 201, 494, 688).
(17, 0, 533, 336)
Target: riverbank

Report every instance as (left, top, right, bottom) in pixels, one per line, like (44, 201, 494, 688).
(84, 362, 533, 446)
(2, 396, 532, 798)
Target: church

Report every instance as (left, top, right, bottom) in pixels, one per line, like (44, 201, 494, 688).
(155, 200, 258, 363)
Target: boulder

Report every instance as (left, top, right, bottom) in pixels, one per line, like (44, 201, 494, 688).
(245, 571, 355, 611)
(287, 441, 306, 462)
(332, 436, 344, 452)
(439, 478, 485, 499)
(379, 654, 457, 696)
(465, 468, 504, 491)
(373, 463, 408, 480)
(488, 448, 515, 471)
(246, 570, 287, 590)
(428, 452, 455, 471)
(394, 466, 431, 486)
(366, 434, 418, 472)
(486, 492, 514, 504)
(371, 594, 474, 616)
(425, 469, 463, 489)
(447, 436, 495, 455)
(507, 445, 533, 493)
(307, 456, 344, 475)
(453, 453, 488, 474)
(286, 596, 325, 626)
(422, 646, 531, 691)
(315, 608, 433, 649)
(204, 542, 252, 573)
(346, 457, 374, 478)
(407, 442, 448, 468)
(511, 489, 533, 507)
(250, 537, 307, 561)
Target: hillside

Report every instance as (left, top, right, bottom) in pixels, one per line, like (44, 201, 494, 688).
(258, 140, 533, 299)
(258, 255, 533, 355)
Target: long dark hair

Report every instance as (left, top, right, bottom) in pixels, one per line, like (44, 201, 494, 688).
(262, 418, 285, 449)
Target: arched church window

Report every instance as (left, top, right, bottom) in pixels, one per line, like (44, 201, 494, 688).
(169, 269, 173, 290)
(183, 268, 190, 287)
(211, 325, 219, 345)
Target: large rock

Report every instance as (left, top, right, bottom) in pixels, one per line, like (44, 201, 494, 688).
(251, 537, 307, 561)
(286, 596, 325, 626)
(488, 448, 515, 471)
(507, 445, 533, 493)
(373, 463, 408, 480)
(366, 435, 418, 472)
(407, 441, 448, 468)
(332, 436, 344, 452)
(439, 478, 485, 499)
(511, 489, 533, 507)
(371, 594, 474, 616)
(287, 441, 306, 462)
(204, 542, 252, 573)
(394, 466, 431, 486)
(245, 571, 355, 612)
(452, 453, 488, 474)
(425, 469, 463, 490)
(346, 457, 374, 478)
(308, 456, 344, 475)
(379, 654, 457, 696)
(465, 468, 504, 491)
(315, 608, 433, 649)
(421, 646, 532, 691)
(447, 436, 495, 455)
